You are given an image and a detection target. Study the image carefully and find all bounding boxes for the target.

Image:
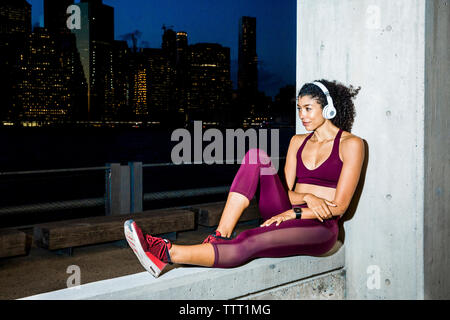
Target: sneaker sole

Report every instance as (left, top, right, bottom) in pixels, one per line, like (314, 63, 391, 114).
(124, 220, 166, 278)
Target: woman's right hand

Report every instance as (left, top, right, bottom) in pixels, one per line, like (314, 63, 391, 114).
(304, 194, 337, 222)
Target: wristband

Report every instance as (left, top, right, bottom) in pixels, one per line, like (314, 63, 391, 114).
(293, 207, 302, 219)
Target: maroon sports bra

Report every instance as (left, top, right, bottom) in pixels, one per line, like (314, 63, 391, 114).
(296, 129, 343, 189)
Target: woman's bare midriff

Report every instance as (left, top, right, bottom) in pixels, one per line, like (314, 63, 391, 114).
(294, 183, 336, 202)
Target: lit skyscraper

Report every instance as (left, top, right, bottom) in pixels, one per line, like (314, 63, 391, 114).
(71, 0, 114, 121)
(0, 0, 31, 34)
(41, 0, 88, 124)
(175, 31, 189, 118)
(144, 48, 172, 116)
(133, 68, 147, 116)
(107, 40, 131, 121)
(238, 16, 258, 117)
(238, 17, 258, 94)
(162, 26, 177, 67)
(0, 0, 31, 123)
(189, 43, 232, 123)
(17, 28, 70, 125)
(128, 47, 173, 124)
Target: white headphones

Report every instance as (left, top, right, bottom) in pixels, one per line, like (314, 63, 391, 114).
(312, 81, 337, 119)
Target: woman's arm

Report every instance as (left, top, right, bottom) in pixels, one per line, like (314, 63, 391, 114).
(284, 134, 306, 192)
(288, 190, 312, 205)
(328, 135, 365, 217)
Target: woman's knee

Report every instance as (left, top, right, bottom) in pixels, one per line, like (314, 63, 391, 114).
(243, 148, 271, 166)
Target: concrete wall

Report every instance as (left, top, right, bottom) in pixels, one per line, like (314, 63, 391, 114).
(238, 269, 345, 300)
(424, 0, 450, 300)
(296, 0, 442, 299)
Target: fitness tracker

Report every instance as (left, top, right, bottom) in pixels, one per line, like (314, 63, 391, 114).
(293, 207, 303, 219)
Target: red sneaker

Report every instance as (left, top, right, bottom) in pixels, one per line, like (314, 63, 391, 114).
(124, 219, 172, 277)
(202, 230, 234, 244)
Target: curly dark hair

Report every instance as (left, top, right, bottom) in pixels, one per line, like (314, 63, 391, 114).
(298, 79, 361, 132)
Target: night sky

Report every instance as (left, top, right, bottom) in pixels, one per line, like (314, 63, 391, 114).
(27, 0, 296, 98)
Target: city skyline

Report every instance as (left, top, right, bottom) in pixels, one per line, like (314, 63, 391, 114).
(28, 0, 296, 99)
(1, 0, 296, 128)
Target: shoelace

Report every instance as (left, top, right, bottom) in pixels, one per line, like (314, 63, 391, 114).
(203, 234, 217, 244)
(203, 231, 233, 244)
(146, 235, 168, 260)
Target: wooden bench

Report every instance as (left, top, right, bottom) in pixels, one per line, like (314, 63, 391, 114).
(190, 200, 261, 227)
(33, 209, 195, 251)
(0, 229, 28, 258)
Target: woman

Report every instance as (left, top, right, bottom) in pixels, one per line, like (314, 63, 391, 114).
(124, 79, 364, 278)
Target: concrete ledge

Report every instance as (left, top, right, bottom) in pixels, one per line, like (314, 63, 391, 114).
(21, 242, 344, 300)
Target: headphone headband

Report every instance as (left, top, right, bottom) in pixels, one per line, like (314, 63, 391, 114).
(311, 81, 336, 119)
(312, 81, 332, 103)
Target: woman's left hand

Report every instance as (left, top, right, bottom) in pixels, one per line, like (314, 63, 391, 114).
(260, 210, 296, 227)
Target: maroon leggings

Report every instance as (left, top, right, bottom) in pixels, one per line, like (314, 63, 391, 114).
(211, 148, 339, 268)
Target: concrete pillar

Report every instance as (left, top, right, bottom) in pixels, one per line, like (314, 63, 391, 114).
(296, 0, 449, 299)
(423, 0, 450, 300)
(105, 162, 143, 215)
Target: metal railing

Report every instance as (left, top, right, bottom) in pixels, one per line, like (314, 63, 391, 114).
(0, 157, 286, 217)
(0, 166, 108, 176)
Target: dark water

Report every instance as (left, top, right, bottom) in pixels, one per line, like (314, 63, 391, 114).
(0, 126, 295, 227)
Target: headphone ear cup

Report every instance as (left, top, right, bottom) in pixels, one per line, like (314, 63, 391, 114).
(323, 105, 337, 119)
